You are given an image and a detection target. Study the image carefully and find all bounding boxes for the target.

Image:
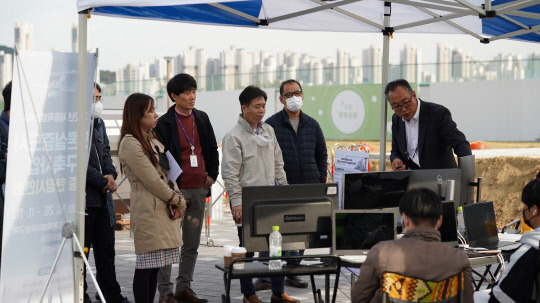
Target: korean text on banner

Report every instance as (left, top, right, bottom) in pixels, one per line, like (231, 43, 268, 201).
(0, 50, 96, 302)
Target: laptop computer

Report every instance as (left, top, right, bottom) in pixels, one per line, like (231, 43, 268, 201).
(439, 201, 459, 246)
(332, 209, 396, 263)
(463, 201, 521, 251)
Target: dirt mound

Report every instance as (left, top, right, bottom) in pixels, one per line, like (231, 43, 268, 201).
(477, 157, 540, 227)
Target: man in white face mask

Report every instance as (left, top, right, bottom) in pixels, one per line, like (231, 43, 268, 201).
(264, 79, 328, 289)
(85, 84, 130, 303)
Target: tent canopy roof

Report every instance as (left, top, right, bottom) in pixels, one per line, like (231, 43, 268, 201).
(77, 0, 540, 43)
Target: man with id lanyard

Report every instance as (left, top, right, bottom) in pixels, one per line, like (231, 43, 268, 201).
(154, 73, 219, 303)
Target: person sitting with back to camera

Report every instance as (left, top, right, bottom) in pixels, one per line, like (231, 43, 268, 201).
(351, 188, 473, 303)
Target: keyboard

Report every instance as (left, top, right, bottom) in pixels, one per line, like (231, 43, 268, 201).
(340, 255, 368, 264)
(477, 241, 521, 251)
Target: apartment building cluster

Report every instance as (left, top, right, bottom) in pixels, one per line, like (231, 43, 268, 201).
(0, 22, 539, 95)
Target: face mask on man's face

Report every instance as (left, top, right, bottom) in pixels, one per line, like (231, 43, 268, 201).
(92, 101, 103, 118)
(285, 96, 303, 112)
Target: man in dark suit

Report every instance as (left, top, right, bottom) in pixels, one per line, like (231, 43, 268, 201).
(386, 79, 471, 170)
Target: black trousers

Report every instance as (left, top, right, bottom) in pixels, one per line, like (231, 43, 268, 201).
(84, 205, 123, 303)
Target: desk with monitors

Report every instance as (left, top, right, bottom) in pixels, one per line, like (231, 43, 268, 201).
(241, 183, 339, 252)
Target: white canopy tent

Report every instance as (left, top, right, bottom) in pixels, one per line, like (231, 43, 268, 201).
(74, 0, 540, 298)
(76, 0, 540, 170)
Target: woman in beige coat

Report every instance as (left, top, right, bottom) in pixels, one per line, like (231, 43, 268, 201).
(118, 93, 186, 303)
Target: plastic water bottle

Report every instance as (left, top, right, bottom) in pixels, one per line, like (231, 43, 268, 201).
(456, 207, 467, 238)
(269, 226, 282, 270)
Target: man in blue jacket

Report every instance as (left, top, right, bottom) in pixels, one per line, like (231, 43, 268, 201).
(84, 84, 130, 303)
(265, 79, 328, 289)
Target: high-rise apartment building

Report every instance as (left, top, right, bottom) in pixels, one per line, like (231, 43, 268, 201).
(0, 51, 13, 89)
(362, 45, 382, 84)
(15, 23, 33, 51)
(71, 24, 78, 52)
(437, 43, 451, 82)
(451, 48, 472, 80)
(337, 48, 350, 85)
(400, 44, 421, 83)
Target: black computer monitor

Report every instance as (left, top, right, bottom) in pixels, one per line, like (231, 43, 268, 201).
(439, 201, 458, 246)
(342, 171, 410, 210)
(458, 155, 476, 206)
(242, 183, 339, 252)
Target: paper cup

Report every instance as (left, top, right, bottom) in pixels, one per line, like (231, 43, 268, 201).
(223, 245, 233, 268)
(231, 247, 247, 270)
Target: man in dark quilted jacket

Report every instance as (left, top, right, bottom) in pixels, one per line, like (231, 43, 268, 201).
(264, 79, 327, 289)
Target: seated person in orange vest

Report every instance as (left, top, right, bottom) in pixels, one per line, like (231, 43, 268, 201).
(351, 188, 473, 302)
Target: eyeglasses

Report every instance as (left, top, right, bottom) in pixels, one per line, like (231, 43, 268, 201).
(282, 91, 303, 98)
(390, 95, 413, 112)
(94, 96, 103, 102)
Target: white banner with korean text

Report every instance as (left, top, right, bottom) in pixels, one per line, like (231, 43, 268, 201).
(0, 50, 96, 302)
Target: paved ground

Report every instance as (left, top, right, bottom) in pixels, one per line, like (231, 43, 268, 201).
(86, 209, 355, 303)
(87, 209, 493, 303)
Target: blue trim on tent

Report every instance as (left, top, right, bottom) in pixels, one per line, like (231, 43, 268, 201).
(94, 1, 262, 26)
(482, 0, 540, 43)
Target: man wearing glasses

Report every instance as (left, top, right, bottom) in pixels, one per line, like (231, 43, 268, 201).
(386, 79, 471, 170)
(263, 79, 327, 290)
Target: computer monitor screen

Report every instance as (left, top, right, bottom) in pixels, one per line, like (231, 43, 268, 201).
(463, 201, 498, 246)
(342, 171, 409, 209)
(439, 202, 458, 246)
(332, 210, 396, 255)
(242, 183, 339, 252)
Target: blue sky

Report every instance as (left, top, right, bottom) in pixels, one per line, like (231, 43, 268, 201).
(1, 0, 539, 71)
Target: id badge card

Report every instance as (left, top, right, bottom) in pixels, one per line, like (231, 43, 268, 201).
(190, 154, 198, 167)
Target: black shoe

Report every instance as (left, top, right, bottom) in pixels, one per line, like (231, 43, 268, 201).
(254, 278, 271, 291)
(119, 297, 131, 303)
(285, 276, 308, 288)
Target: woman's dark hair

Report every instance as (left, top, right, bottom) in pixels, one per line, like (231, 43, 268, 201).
(118, 93, 158, 170)
(239, 85, 267, 108)
(399, 188, 442, 227)
(167, 73, 197, 101)
(522, 178, 540, 208)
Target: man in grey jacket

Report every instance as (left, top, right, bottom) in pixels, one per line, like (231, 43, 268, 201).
(221, 86, 298, 303)
(351, 188, 473, 303)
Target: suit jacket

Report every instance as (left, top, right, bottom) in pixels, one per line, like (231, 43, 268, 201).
(390, 100, 471, 169)
(154, 106, 219, 197)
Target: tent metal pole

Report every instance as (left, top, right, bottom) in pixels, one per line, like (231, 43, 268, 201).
(76, 11, 88, 303)
(379, 2, 391, 171)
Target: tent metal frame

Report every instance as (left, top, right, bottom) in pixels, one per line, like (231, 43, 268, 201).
(74, 2, 540, 300)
